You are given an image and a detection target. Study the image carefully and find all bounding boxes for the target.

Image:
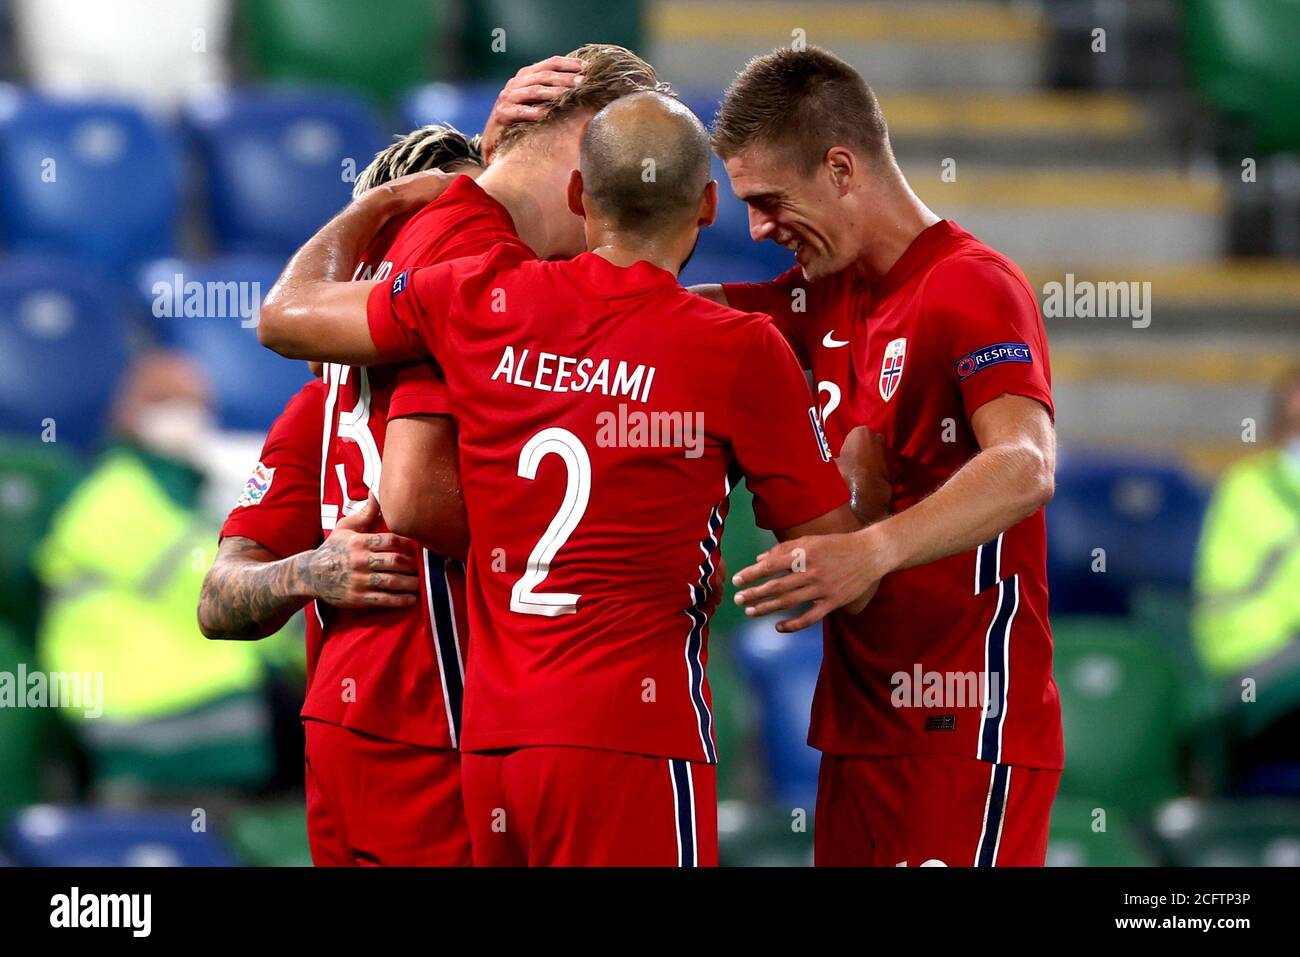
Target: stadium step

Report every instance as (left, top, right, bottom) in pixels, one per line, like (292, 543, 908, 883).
(904, 166, 1227, 266)
(1026, 261, 1300, 323)
(648, 0, 1046, 92)
(883, 90, 1185, 168)
(1052, 337, 1300, 383)
(885, 89, 1143, 139)
(1049, 339, 1299, 476)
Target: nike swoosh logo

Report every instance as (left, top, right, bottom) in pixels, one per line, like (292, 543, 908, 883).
(822, 331, 849, 348)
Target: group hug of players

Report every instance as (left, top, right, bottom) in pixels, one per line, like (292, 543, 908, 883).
(199, 41, 1064, 867)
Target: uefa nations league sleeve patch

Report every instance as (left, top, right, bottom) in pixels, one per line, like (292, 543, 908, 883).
(808, 406, 833, 462)
(236, 462, 276, 508)
(954, 342, 1033, 380)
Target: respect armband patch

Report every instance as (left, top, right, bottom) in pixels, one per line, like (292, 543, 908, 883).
(954, 342, 1032, 380)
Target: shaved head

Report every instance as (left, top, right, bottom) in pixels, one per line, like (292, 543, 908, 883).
(579, 91, 711, 238)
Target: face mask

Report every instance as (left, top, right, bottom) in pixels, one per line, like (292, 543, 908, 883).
(133, 400, 215, 467)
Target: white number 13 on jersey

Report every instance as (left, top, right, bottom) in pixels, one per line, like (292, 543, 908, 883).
(510, 427, 592, 616)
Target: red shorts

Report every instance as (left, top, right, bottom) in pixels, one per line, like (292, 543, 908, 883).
(814, 753, 1059, 867)
(461, 747, 717, 866)
(303, 719, 471, 866)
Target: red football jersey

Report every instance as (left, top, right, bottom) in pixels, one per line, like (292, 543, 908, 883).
(220, 380, 327, 692)
(305, 174, 521, 749)
(725, 220, 1064, 770)
(366, 246, 850, 763)
(222, 379, 327, 560)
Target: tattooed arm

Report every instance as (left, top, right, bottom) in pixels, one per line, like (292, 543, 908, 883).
(198, 498, 421, 640)
(199, 536, 313, 640)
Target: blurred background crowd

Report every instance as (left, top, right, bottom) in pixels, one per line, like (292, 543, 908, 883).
(0, 0, 1297, 867)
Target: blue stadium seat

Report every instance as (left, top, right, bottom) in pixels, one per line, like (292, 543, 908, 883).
(6, 805, 237, 866)
(678, 88, 723, 130)
(1047, 453, 1209, 615)
(183, 88, 385, 257)
(680, 250, 781, 287)
(138, 256, 312, 432)
(734, 619, 823, 809)
(0, 255, 131, 448)
(398, 82, 501, 139)
(0, 90, 180, 272)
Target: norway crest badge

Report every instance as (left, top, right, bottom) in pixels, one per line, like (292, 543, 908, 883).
(879, 337, 907, 402)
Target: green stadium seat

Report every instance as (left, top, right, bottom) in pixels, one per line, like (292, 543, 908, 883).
(713, 481, 776, 636)
(718, 800, 813, 867)
(242, 0, 445, 105)
(710, 483, 774, 803)
(223, 801, 313, 867)
(1129, 589, 1197, 666)
(1053, 617, 1186, 812)
(1152, 797, 1300, 866)
(1182, 0, 1300, 154)
(706, 630, 746, 802)
(0, 622, 51, 818)
(85, 692, 275, 794)
(1046, 797, 1156, 866)
(0, 439, 78, 638)
(459, 0, 645, 81)
(1124, 593, 1231, 790)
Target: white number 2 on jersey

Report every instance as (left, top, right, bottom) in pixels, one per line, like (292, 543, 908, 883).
(510, 427, 592, 617)
(817, 380, 841, 423)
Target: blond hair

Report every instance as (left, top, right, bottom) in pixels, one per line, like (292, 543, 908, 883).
(493, 43, 670, 156)
(353, 124, 484, 198)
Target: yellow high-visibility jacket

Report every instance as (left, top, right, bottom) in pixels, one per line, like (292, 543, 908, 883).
(35, 449, 267, 722)
(1192, 450, 1300, 678)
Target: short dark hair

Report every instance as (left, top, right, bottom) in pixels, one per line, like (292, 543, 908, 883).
(495, 43, 670, 156)
(712, 46, 891, 175)
(580, 91, 711, 237)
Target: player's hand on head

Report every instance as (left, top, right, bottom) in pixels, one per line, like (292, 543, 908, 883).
(481, 55, 586, 163)
(836, 426, 892, 525)
(731, 532, 883, 633)
(308, 496, 421, 608)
